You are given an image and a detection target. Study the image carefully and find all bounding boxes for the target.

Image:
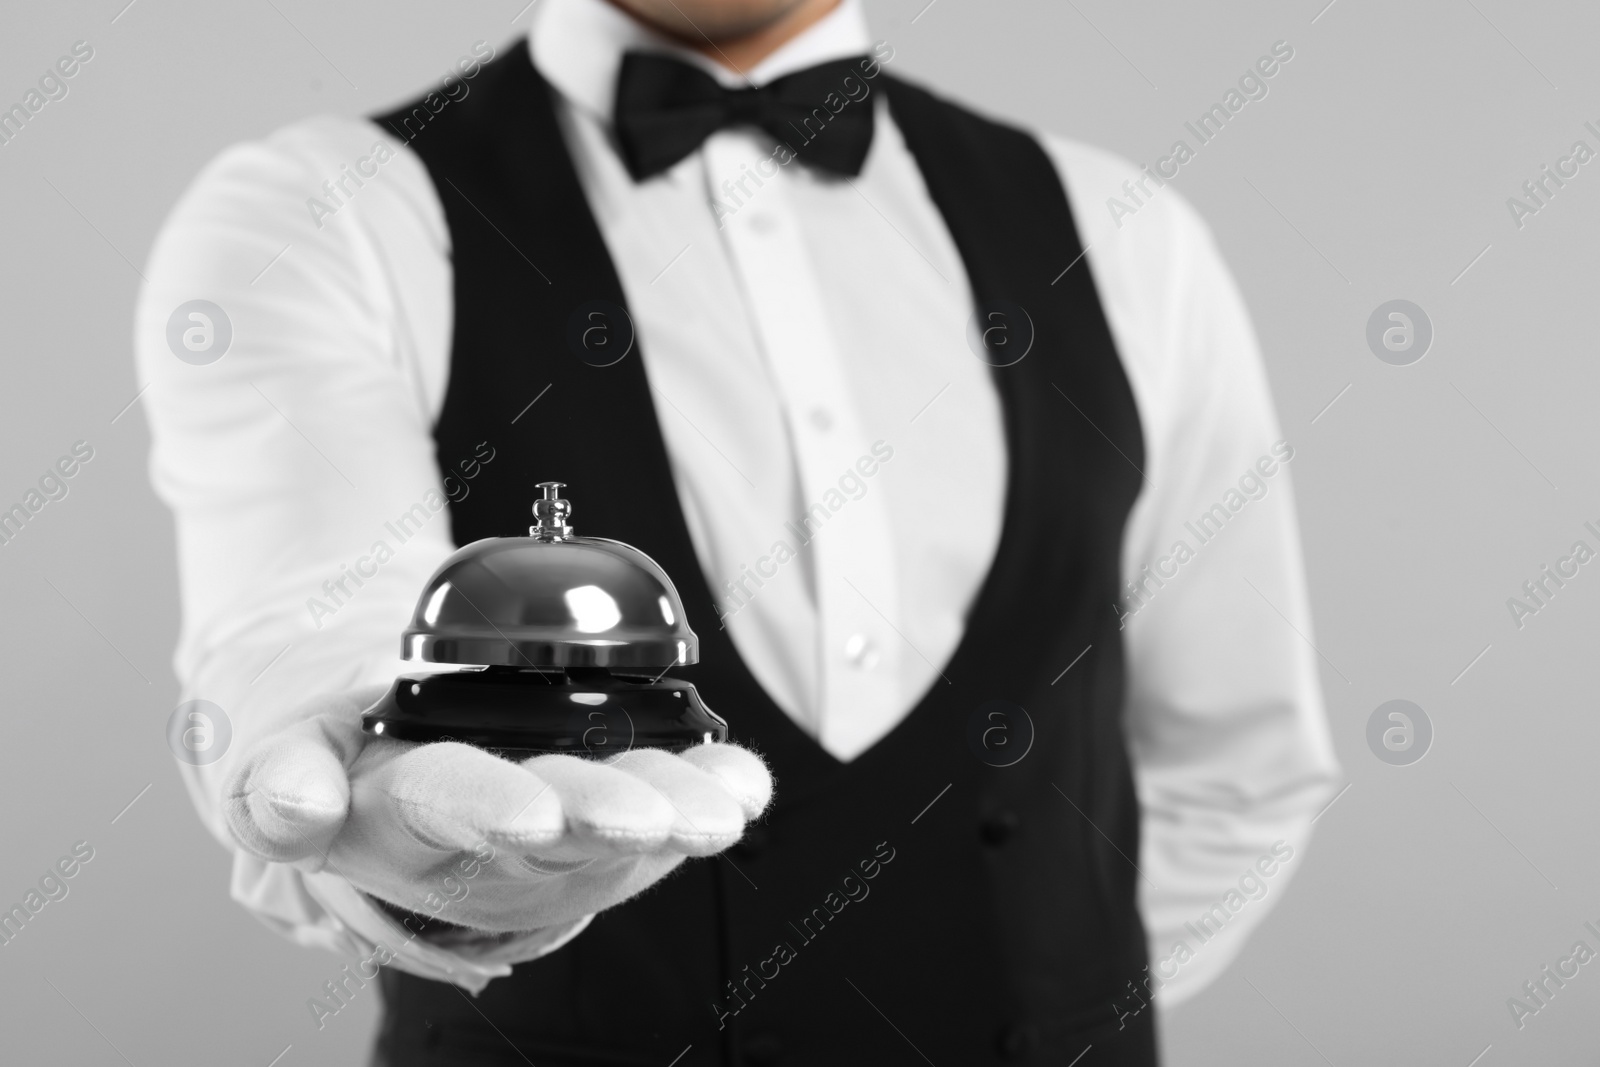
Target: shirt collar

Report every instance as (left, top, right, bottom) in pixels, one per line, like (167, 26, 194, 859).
(528, 0, 872, 121)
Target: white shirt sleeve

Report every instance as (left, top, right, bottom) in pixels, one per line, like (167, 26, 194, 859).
(1045, 136, 1343, 1007)
(134, 115, 585, 990)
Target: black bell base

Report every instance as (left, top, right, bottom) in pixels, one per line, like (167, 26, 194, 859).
(361, 666, 728, 758)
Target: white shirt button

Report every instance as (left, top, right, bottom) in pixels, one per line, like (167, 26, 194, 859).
(808, 406, 834, 432)
(843, 632, 880, 670)
(747, 212, 778, 235)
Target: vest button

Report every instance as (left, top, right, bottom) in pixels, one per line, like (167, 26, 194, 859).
(979, 810, 1019, 846)
(843, 632, 881, 670)
(997, 1022, 1039, 1060)
(743, 1031, 783, 1063)
(732, 826, 769, 859)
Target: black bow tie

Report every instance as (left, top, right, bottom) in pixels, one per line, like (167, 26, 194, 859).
(613, 52, 876, 181)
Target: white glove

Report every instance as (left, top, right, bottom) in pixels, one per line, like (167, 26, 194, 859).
(222, 685, 773, 933)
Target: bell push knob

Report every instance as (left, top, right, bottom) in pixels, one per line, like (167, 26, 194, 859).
(361, 482, 728, 757)
(531, 481, 573, 541)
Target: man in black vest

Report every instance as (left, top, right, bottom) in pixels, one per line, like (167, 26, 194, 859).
(138, 0, 1340, 1063)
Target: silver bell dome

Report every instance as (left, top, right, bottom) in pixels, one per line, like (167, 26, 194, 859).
(401, 482, 699, 670)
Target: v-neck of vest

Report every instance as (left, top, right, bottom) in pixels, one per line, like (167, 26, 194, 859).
(395, 46, 1143, 810)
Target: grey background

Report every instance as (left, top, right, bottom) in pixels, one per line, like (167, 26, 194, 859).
(2, 0, 1596, 1063)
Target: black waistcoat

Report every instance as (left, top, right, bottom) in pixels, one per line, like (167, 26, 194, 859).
(372, 46, 1155, 1067)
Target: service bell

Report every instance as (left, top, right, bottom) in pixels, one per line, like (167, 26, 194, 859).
(361, 482, 728, 757)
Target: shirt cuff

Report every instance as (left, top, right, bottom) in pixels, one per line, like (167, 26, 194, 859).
(231, 852, 591, 993)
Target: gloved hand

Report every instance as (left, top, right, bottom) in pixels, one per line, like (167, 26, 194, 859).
(221, 685, 773, 933)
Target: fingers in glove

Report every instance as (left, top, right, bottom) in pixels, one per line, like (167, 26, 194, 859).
(600, 748, 748, 856)
(518, 753, 678, 859)
(224, 726, 350, 867)
(677, 742, 774, 821)
(361, 740, 566, 857)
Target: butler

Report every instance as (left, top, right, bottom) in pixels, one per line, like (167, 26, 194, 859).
(136, 0, 1340, 1063)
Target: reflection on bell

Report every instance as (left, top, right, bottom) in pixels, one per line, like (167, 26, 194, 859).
(361, 482, 728, 757)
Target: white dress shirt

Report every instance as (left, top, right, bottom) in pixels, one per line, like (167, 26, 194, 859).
(135, 0, 1339, 1004)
